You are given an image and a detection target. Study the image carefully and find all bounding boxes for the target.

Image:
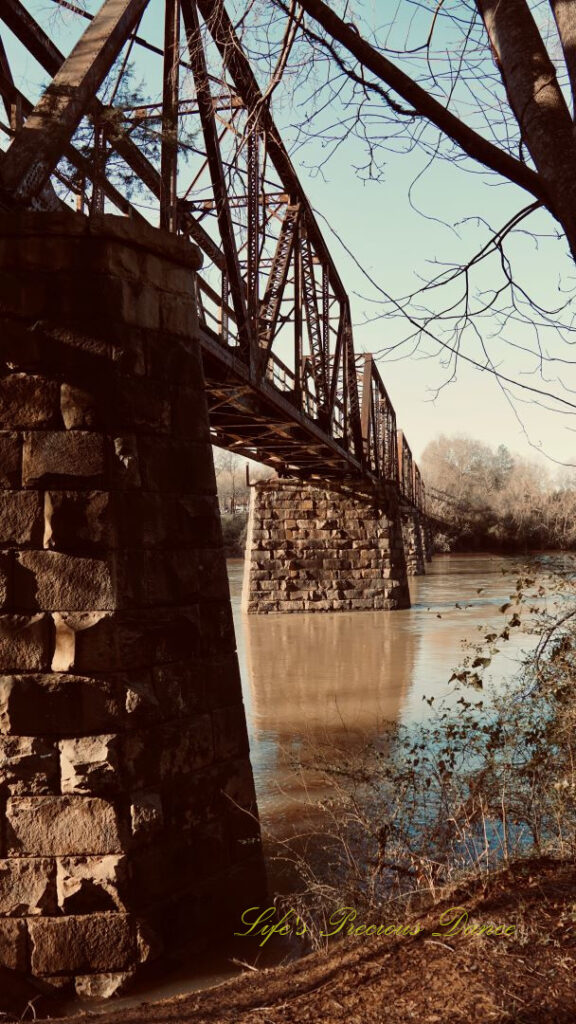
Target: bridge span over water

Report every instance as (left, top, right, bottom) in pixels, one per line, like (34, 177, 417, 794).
(0, 0, 432, 1000)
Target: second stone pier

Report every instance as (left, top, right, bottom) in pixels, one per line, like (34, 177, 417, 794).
(242, 478, 410, 613)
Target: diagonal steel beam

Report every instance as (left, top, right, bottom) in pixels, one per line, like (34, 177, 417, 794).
(1, 0, 151, 204)
(196, 0, 348, 304)
(0, 36, 17, 123)
(0, 66, 146, 220)
(0, 0, 224, 261)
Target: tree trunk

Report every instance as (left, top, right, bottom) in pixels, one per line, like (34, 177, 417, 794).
(476, 0, 576, 257)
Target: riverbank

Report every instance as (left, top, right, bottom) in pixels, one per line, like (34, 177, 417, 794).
(33, 856, 575, 1023)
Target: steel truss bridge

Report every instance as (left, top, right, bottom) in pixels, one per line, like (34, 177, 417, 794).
(0, 0, 425, 511)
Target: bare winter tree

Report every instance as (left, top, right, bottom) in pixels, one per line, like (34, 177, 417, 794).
(248, 0, 576, 449)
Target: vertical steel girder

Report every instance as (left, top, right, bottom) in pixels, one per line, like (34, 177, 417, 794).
(247, 127, 260, 346)
(301, 236, 328, 408)
(181, 0, 250, 353)
(258, 202, 299, 369)
(1, 0, 151, 204)
(160, 0, 181, 232)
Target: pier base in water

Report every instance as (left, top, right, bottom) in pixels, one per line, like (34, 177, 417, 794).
(242, 478, 410, 613)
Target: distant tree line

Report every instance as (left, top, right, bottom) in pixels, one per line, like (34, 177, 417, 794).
(213, 449, 273, 556)
(422, 436, 576, 553)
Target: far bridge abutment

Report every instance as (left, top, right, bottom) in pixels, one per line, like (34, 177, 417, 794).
(242, 478, 411, 613)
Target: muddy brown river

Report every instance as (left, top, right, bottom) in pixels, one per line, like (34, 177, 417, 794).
(81, 551, 546, 1015)
(230, 552, 535, 835)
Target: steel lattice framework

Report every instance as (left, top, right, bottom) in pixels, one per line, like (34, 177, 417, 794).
(0, 0, 425, 509)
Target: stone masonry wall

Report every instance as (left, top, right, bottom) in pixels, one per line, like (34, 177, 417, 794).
(242, 478, 410, 613)
(422, 519, 434, 562)
(0, 212, 264, 996)
(400, 508, 426, 576)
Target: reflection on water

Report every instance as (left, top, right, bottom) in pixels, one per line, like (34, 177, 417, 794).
(245, 610, 414, 737)
(229, 553, 537, 831)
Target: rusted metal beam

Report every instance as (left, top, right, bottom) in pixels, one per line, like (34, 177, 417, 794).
(342, 304, 363, 463)
(0, 67, 146, 220)
(195, 0, 349, 304)
(181, 0, 250, 351)
(0, 37, 16, 124)
(0, 0, 222, 261)
(258, 202, 299, 370)
(1, 0, 151, 204)
(301, 235, 328, 407)
(360, 353, 373, 464)
(160, 0, 180, 231)
(2, 0, 159, 196)
(247, 125, 259, 364)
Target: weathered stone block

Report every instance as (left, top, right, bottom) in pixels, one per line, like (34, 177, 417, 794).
(110, 328, 146, 377)
(15, 551, 114, 611)
(0, 553, 10, 611)
(115, 493, 221, 550)
(60, 383, 100, 430)
(53, 609, 201, 672)
(6, 796, 125, 856)
(57, 855, 128, 914)
(110, 436, 141, 489)
(171, 388, 211, 441)
(0, 919, 27, 971)
(152, 661, 205, 716)
(125, 716, 213, 788)
(197, 601, 236, 655)
(212, 706, 249, 761)
(43, 492, 112, 552)
(138, 438, 216, 494)
(124, 676, 160, 726)
(0, 433, 21, 488)
(22, 432, 104, 488)
(0, 374, 60, 430)
(130, 792, 164, 843)
(159, 717, 214, 777)
(0, 614, 53, 671)
(0, 858, 57, 915)
(159, 293, 197, 337)
(60, 735, 120, 796)
(138, 550, 229, 606)
(0, 674, 121, 737)
(116, 377, 171, 433)
(29, 914, 135, 974)
(75, 972, 133, 999)
(147, 332, 203, 385)
(0, 736, 59, 795)
(0, 491, 43, 547)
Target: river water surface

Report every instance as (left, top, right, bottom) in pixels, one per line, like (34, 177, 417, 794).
(230, 552, 536, 841)
(83, 551, 546, 1014)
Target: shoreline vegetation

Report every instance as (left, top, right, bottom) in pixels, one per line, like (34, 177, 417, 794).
(424, 436, 576, 554)
(218, 434, 576, 558)
(11, 458, 574, 1022)
(32, 557, 576, 1023)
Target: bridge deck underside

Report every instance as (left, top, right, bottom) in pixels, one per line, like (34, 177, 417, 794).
(200, 327, 366, 481)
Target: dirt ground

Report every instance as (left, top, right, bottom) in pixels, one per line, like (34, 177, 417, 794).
(41, 857, 575, 1024)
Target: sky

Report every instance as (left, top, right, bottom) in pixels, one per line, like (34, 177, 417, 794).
(4, 0, 576, 471)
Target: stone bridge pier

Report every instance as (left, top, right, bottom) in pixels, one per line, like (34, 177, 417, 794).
(0, 213, 264, 996)
(400, 508, 432, 576)
(242, 478, 411, 613)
